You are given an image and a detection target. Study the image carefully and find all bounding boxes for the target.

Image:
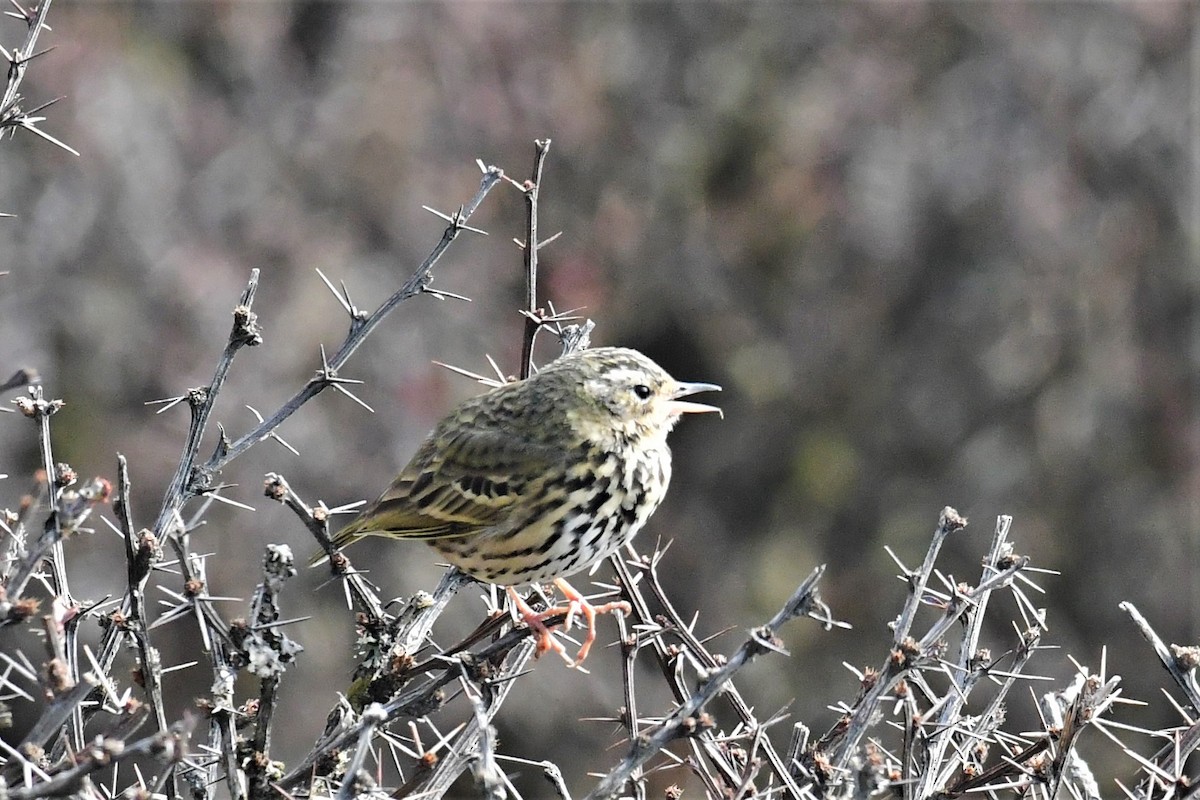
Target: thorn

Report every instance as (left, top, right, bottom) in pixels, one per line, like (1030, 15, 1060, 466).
(315, 268, 354, 315)
(331, 382, 375, 413)
(199, 488, 256, 512)
(246, 405, 298, 455)
(431, 360, 506, 388)
(420, 286, 472, 303)
(145, 395, 189, 415)
(17, 117, 78, 155)
(536, 231, 563, 250)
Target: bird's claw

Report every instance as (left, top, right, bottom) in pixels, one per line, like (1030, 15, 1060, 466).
(506, 582, 631, 667)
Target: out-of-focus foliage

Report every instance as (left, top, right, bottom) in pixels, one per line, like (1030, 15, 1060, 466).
(1, 2, 1194, 793)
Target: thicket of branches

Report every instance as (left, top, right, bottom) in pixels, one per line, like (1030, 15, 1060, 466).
(4, 6, 1200, 800)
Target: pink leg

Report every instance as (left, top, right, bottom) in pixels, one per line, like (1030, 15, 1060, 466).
(506, 586, 573, 665)
(552, 578, 632, 666)
(506, 582, 632, 667)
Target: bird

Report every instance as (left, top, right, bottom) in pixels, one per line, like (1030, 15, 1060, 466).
(317, 346, 720, 665)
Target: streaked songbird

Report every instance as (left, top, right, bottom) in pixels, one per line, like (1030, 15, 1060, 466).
(318, 346, 720, 665)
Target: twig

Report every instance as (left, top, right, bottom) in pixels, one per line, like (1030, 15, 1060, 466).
(586, 565, 829, 800)
(241, 544, 300, 798)
(612, 608, 644, 792)
(0, 0, 74, 156)
(610, 551, 745, 794)
(150, 164, 502, 552)
(336, 704, 387, 800)
(913, 515, 1014, 796)
(264, 473, 389, 625)
(110, 454, 168, 733)
(0, 387, 67, 618)
(274, 620, 542, 795)
(0, 0, 51, 115)
(151, 271, 264, 542)
(519, 138, 551, 379)
(196, 165, 503, 484)
(462, 674, 512, 800)
(104, 167, 501, 796)
(1121, 600, 1200, 712)
(1122, 602, 1200, 796)
(893, 507, 967, 648)
(813, 511, 961, 771)
(3, 672, 96, 782)
(2, 722, 188, 800)
(631, 545, 824, 799)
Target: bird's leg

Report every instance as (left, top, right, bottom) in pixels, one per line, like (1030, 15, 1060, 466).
(505, 582, 632, 667)
(506, 586, 573, 665)
(552, 578, 632, 666)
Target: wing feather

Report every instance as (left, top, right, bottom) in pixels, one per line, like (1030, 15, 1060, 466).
(326, 424, 565, 553)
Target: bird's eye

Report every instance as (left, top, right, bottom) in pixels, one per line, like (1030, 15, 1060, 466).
(632, 384, 652, 400)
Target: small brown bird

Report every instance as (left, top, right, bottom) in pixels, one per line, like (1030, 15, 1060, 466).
(321, 346, 720, 665)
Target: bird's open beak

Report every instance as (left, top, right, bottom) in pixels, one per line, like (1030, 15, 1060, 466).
(667, 382, 722, 417)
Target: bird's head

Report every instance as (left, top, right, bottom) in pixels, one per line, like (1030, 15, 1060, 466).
(550, 347, 721, 445)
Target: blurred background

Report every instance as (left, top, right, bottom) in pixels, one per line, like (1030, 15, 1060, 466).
(1, 1, 1196, 793)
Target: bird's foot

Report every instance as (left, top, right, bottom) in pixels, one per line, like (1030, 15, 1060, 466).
(506, 581, 631, 667)
(506, 586, 571, 663)
(553, 577, 632, 666)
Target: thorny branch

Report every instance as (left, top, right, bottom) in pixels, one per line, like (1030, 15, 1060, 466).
(587, 566, 832, 800)
(1, 0, 77, 156)
(518, 137, 552, 380)
(1, 162, 504, 799)
(1, 388, 68, 616)
(150, 163, 503, 556)
(104, 454, 167, 733)
(606, 547, 832, 800)
(5, 140, 1200, 800)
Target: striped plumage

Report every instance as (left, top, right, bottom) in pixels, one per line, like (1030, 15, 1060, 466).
(321, 346, 720, 663)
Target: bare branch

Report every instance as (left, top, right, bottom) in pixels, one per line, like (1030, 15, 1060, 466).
(519, 138, 552, 378)
(587, 565, 829, 800)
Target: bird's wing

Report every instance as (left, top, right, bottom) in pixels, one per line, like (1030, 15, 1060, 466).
(337, 425, 565, 543)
